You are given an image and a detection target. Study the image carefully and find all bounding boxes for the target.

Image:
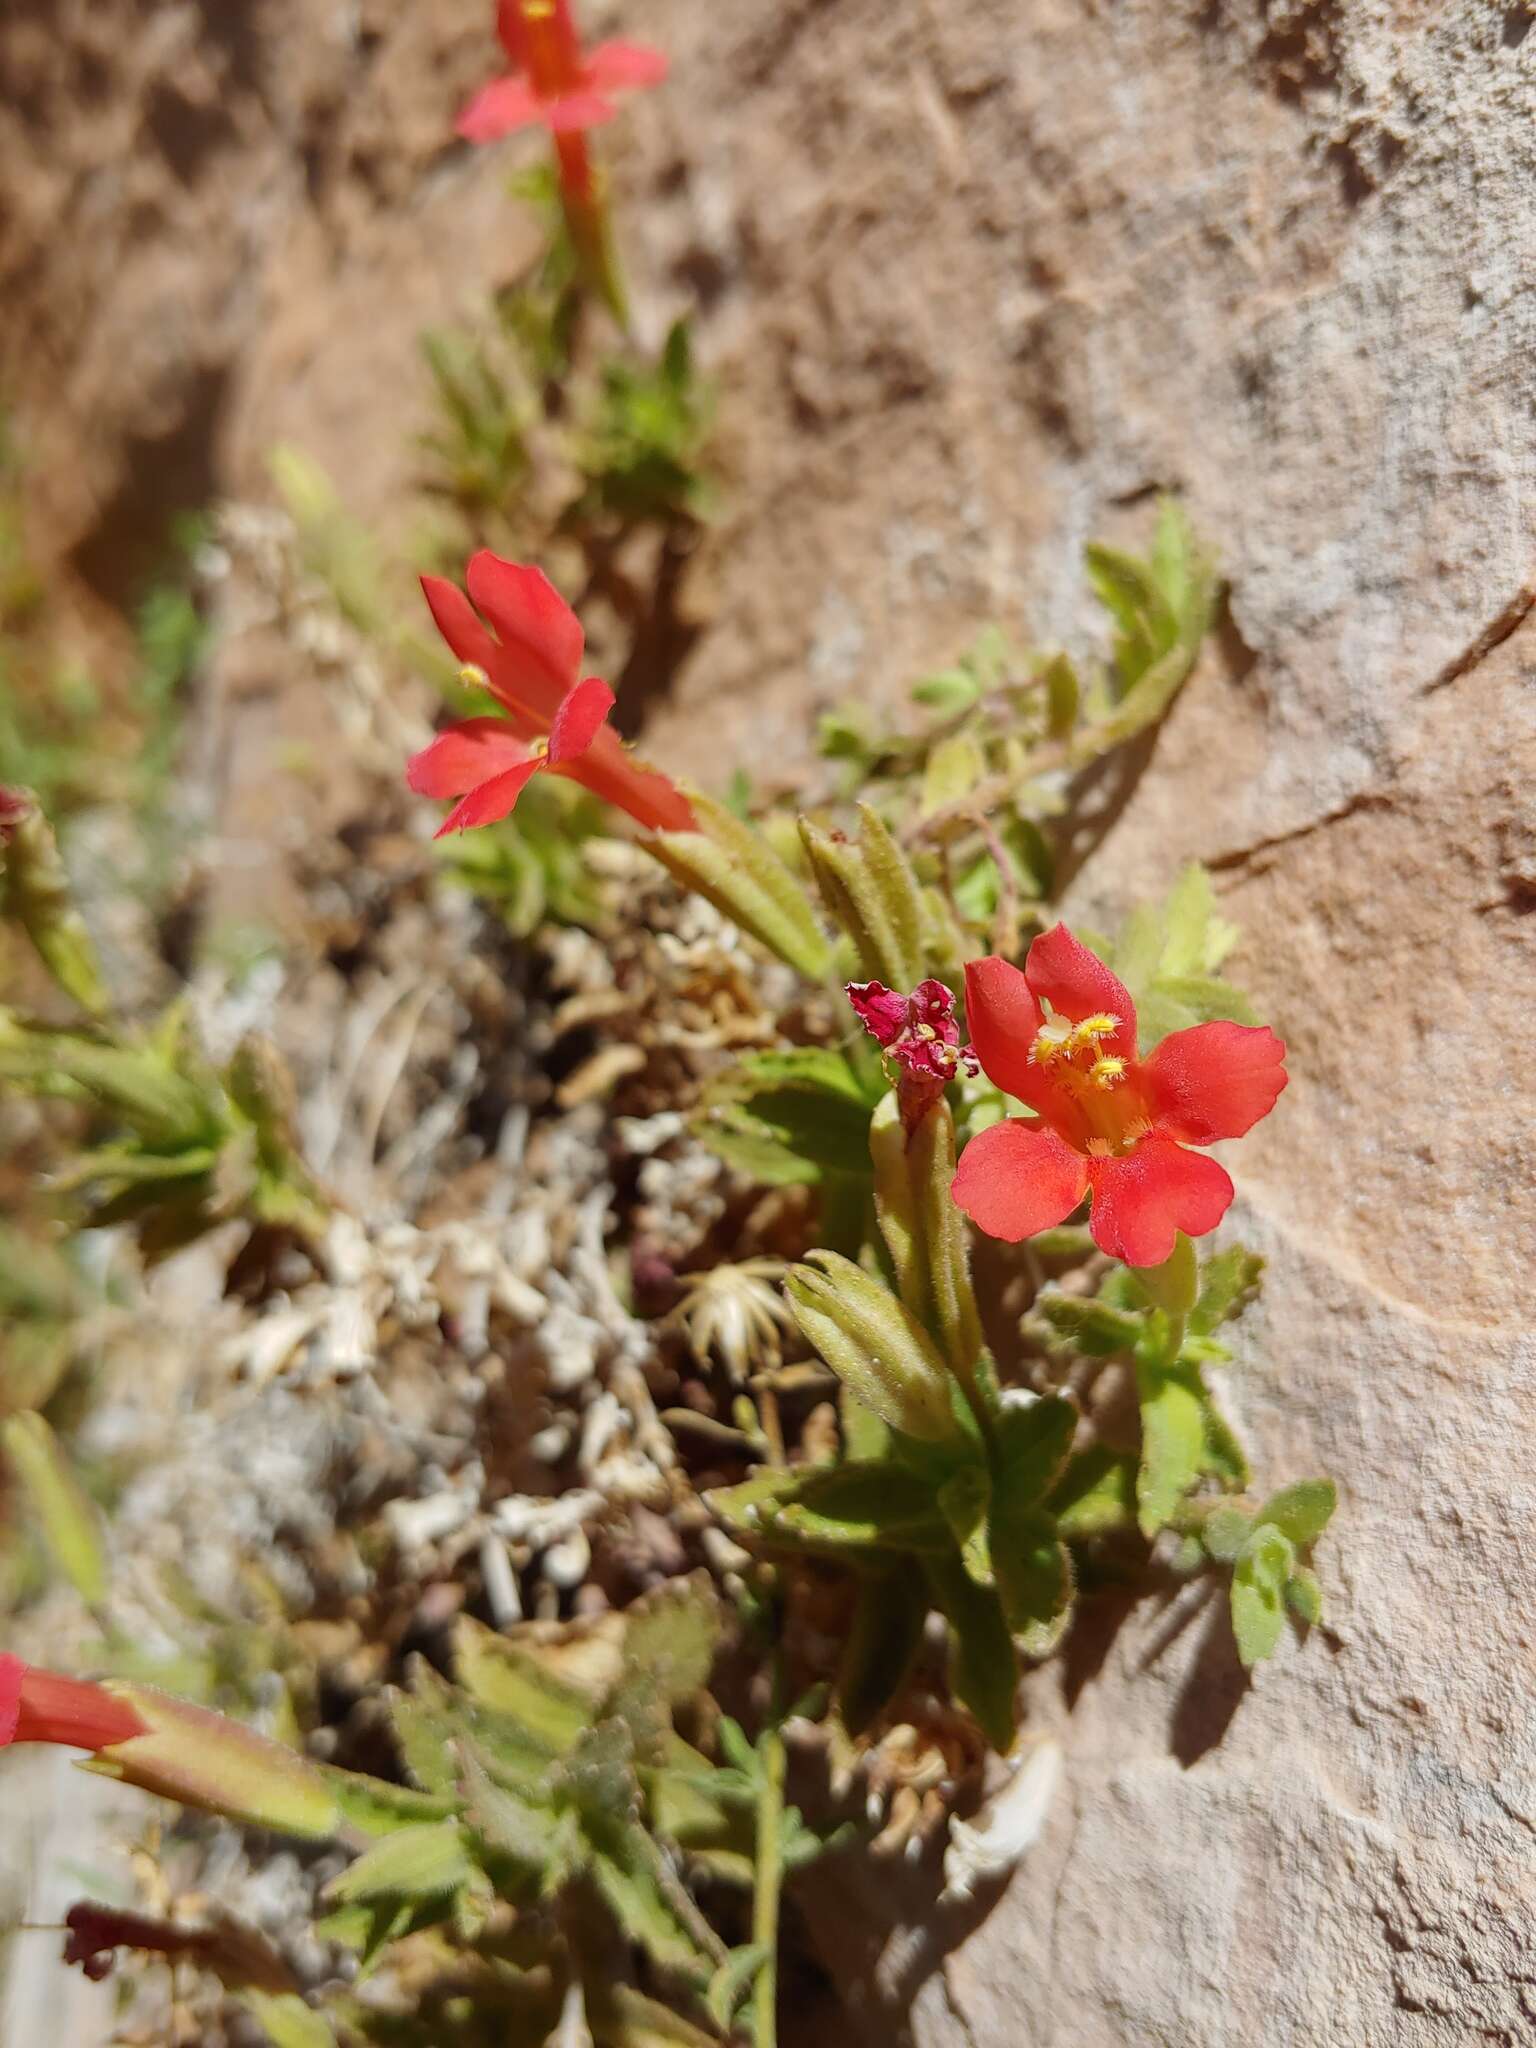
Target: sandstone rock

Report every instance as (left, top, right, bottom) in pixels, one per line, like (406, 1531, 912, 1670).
(2, 2, 1534, 2042)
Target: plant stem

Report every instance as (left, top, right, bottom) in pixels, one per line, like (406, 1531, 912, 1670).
(751, 1715, 787, 2048)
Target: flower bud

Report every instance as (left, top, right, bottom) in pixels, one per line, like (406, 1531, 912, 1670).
(786, 1250, 960, 1443)
(82, 1682, 343, 1840)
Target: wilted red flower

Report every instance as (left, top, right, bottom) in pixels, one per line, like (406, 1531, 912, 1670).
(849, 978, 978, 1083)
(848, 977, 979, 1130)
(952, 926, 1286, 1268)
(458, 0, 666, 141)
(408, 553, 694, 836)
(0, 1653, 145, 1754)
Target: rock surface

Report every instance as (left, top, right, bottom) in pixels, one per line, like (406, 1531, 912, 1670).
(3, 1, 1535, 2043)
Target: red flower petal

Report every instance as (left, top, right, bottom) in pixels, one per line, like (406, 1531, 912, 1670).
(548, 676, 615, 763)
(1086, 1138, 1233, 1267)
(0, 1657, 144, 1752)
(0, 1654, 20, 1745)
(456, 74, 547, 141)
(962, 956, 1083, 1127)
(406, 719, 531, 799)
(464, 555, 584, 717)
(421, 574, 499, 673)
(963, 957, 1043, 1094)
(1024, 925, 1137, 1061)
(543, 89, 618, 132)
(557, 735, 696, 833)
(435, 759, 544, 837)
(951, 1119, 1089, 1243)
(583, 39, 668, 90)
(847, 981, 910, 1049)
(1141, 1021, 1288, 1144)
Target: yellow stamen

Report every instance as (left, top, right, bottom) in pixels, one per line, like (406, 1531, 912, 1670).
(1090, 1055, 1127, 1090)
(1086, 1137, 1115, 1159)
(1073, 1013, 1121, 1046)
(1030, 1019, 1075, 1065)
(459, 663, 490, 693)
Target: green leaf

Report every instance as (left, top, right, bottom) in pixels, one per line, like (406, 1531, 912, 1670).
(1041, 652, 1079, 741)
(240, 1992, 339, 2048)
(1256, 1479, 1336, 1548)
(992, 1395, 1078, 1507)
(1049, 1447, 1138, 1539)
(1033, 1289, 1146, 1357)
(911, 666, 982, 715)
(707, 1944, 771, 2029)
(386, 1690, 463, 1800)
(924, 1552, 1018, 1752)
(1191, 1245, 1265, 1335)
(836, 1567, 928, 1736)
(326, 1823, 474, 1905)
(1159, 863, 1239, 976)
(459, 1743, 566, 1871)
(800, 807, 927, 991)
(1200, 1503, 1252, 1564)
(589, 1819, 716, 1977)
(1286, 1567, 1324, 1626)
(645, 793, 830, 981)
(987, 1397, 1076, 1651)
(990, 1508, 1072, 1656)
(696, 1048, 879, 1187)
(939, 1465, 993, 1587)
(324, 1766, 461, 1836)
(711, 1460, 953, 1556)
(607, 1573, 721, 1753)
(589, 1984, 722, 2048)
(787, 1251, 962, 1443)
(1231, 1524, 1295, 1667)
(1, 1409, 108, 1607)
(453, 1617, 598, 1754)
(1135, 1350, 1208, 1536)
(921, 734, 985, 816)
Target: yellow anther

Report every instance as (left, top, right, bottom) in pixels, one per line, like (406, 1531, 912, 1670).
(1086, 1137, 1115, 1159)
(459, 663, 491, 692)
(1124, 1116, 1154, 1144)
(530, 736, 550, 760)
(523, 0, 556, 18)
(1090, 1055, 1127, 1090)
(1074, 1013, 1121, 1045)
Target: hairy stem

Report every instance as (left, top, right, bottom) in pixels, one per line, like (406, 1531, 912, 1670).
(752, 1714, 787, 2048)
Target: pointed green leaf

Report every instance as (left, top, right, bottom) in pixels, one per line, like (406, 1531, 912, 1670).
(925, 1551, 1017, 1752)
(2, 1409, 108, 1607)
(836, 1567, 928, 1737)
(326, 1822, 474, 1905)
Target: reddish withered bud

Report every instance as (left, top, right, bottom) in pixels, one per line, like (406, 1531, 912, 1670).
(848, 977, 979, 1130)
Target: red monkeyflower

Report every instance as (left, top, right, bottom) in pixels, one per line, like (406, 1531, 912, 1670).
(848, 977, 979, 1130)
(458, 0, 666, 142)
(952, 926, 1286, 1268)
(407, 553, 694, 837)
(0, 1653, 145, 1753)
